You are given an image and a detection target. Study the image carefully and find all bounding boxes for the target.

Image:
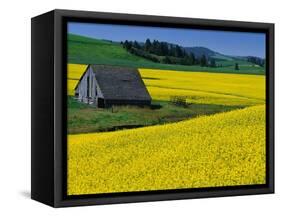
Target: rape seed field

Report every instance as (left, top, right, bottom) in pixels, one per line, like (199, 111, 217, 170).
(68, 105, 265, 195)
(67, 64, 87, 96)
(67, 63, 266, 195)
(140, 68, 265, 106)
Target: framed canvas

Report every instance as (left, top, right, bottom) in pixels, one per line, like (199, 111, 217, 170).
(31, 9, 274, 207)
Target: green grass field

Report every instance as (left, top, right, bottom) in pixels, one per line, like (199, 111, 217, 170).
(68, 34, 265, 75)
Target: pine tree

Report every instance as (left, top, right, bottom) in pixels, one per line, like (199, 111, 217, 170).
(133, 41, 140, 49)
(123, 40, 129, 49)
(144, 39, 152, 52)
(160, 42, 169, 56)
(235, 63, 239, 70)
(163, 56, 171, 64)
(210, 59, 216, 67)
(175, 45, 183, 57)
(200, 55, 207, 67)
(190, 52, 196, 65)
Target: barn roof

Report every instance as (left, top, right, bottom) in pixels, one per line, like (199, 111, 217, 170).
(78, 65, 152, 101)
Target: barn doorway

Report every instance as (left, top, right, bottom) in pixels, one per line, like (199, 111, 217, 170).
(97, 98, 105, 108)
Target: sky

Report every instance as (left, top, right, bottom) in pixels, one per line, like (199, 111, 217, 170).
(68, 22, 266, 58)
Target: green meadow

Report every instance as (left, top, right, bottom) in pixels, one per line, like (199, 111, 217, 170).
(68, 34, 265, 75)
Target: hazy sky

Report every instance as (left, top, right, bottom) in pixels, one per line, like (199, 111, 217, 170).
(68, 22, 266, 58)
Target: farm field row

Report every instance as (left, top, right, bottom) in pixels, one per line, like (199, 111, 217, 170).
(67, 105, 266, 195)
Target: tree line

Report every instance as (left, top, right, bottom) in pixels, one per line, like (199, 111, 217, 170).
(121, 39, 215, 67)
(246, 56, 265, 67)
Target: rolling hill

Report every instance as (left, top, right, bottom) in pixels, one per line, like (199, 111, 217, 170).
(184, 46, 216, 58)
(68, 34, 265, 75)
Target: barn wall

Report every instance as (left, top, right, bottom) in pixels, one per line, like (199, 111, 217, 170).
(77, 67, 93, 102)
(75, 67, 104, 105)
(92, 76, 104, 103)
(103, 99, 151, 108)
(76, 67, 90, 101)
(96, 80, 103, 98)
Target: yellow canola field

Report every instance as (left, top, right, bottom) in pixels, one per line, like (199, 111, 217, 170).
(68, 105, 266, 195)
(67, 64, 87, 96)
(139, 68, 265, 106)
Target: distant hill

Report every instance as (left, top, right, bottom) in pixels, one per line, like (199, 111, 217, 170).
(154, 41, 264, 66)
(142, 40, 264, 64)
(183, 46, 216, 58)
(67, 34, 265, 75)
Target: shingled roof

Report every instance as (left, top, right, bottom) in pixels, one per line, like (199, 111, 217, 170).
(89, 65, 151, 101)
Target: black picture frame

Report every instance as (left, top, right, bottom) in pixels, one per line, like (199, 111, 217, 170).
(31, 9, 274, 207)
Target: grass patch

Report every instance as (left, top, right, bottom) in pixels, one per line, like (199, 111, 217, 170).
(67, 96, 244, 134)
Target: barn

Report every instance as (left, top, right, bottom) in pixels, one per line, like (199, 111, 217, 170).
(74, 65, 152, 108)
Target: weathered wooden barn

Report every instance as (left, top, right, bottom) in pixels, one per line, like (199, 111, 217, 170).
(74, 65, 152, 108)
